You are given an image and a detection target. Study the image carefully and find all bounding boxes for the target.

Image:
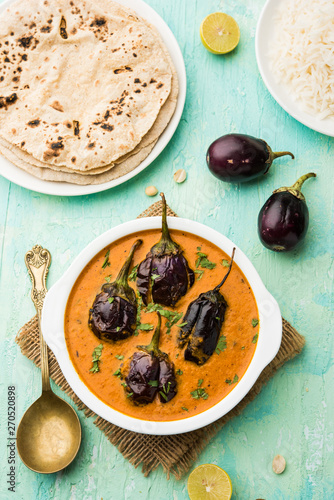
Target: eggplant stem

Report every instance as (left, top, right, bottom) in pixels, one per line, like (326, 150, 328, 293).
(271, 151, 295, 161)
(145, 312, 161, 354)
(214, 247, 236, 292)
(291, 172, 316, 192)
(160, 192, 171, 241)
(116, 239, 142, 284)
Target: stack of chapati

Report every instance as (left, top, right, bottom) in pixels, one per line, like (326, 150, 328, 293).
(0, 0, 178, 185)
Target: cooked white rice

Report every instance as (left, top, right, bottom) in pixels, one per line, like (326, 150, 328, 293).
(270, 0, 334, 120)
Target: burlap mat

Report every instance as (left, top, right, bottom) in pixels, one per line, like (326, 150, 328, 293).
(15, 201, 305, 479)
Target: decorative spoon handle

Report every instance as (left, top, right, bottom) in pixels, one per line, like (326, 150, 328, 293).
(25, 245, 51, 392)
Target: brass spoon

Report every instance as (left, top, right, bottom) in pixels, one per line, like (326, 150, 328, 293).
(17, 245, 81, 474)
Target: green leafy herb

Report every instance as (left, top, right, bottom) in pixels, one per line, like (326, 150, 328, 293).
(137, 323, 154, 331)
(191, 387, 209, 400)
(115, 354, 124, 360)
(176, 369, 183, 375)
(89, 344, 103, 373)
(226, 374, 238, 385)
(113, 368, 121, 377)
(252, 318, 259, 328)
(129, 264, 139, 282)
(181, 407, 189, 411)
(107, 297, 114, 304)
(127, 392, 134, 398)
(145, 303, 183, 334)
(195, 251, 216, 270)
(151, 273, 160, 282)
(198, 379, 203, 387)
(159, 391, 168, 401)
(252, 334, 258, 344)
(221, 259, 230, 267)
(148, 380, 158, 387)
(194, 269, 204, 280)
(197, 246, 201, 251)
(121, 382, 127, 388)
(104, 275, 112, 283)
(175, 353, 179, 359)
(215, 335, 227, 355)
(102, 250, 110, 269)
(116, 326, 121, 332)
(178, 322, 188, 328)
(241, 346, 245, 350)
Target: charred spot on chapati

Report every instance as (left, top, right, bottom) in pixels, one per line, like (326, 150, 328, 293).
(134, 78, 140, 83)
(101, 124, 114, 131)
(90, 17, 106, 27)
(73, 120, 80, 136)
(50, 140, 64, 150)
(0, 93, 18, 109)
(41, 25, 52, 33)
(50, 100, 64, 112)
(71, 156, 76, 163)
(17, 36, 33, 48)
(88, 142, 95, 149)
(60, 16, 68, 39)
(27, 119, 40, 127)
(114, 66, 132, 74)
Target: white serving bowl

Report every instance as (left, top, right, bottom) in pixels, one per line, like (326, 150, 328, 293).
(42, 217, 282, 435)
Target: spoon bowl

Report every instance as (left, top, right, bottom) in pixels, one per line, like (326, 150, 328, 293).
(17, 391, 81, 473)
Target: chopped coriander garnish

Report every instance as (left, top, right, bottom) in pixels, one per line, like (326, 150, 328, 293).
(151, 273, 160, 282)
(178, 322, 188, 328)
(159, 391, 168, 401)
(104, 275, 112, 283)
(197, 246, 201, 251)
(146, 303, 183, 334)
(226, 374, 238, 385)
(215, 335, 227, 355)
(252, 334, 258, 344)
(113, 368, 121, 377)
(127, 392, 134, 398)
(116, 326, 121, 332)
(221, 259, 230, 267)
(194, 269, 204, 280)
(175, 353, 179, 358)
(198, 379, 203, 387)
(215, 316, 220, 320)
(182, 406, 189, 411)
(148, 380, 158, 387)
(115, 354, 124, 360)
(129, 264, 139, 282)
(176, 369, 183, 375)
(89, 344, 103, 373)
(241, 346, 245, 350)
(102, 250, 110, 269)
(252, 318, 259, 327)
(137, 323, 154, 331)
(195, 251, 216, 270)
(191, 387, 209, 400)
(121, 382, 127, 388)
(108, 297, 114, 304)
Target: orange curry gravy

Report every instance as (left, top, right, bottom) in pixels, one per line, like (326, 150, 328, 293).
(65, 229, 259, 421)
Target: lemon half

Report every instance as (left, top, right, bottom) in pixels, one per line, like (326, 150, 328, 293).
(187, 464, 233, 500)
(200, 13, 240, 55)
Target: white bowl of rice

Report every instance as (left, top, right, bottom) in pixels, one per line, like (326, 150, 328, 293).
(256, 0, 334, 136)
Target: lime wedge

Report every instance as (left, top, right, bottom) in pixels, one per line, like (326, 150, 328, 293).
(187, 464, 233, 500)
(200, 13, 240, 54)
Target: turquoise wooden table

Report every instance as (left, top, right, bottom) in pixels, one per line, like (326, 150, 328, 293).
(0, 1, 333, 498)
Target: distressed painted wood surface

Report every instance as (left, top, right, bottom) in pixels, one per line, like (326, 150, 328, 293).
(0, 0, 333, 498)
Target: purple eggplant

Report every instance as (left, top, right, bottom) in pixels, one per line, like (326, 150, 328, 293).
(124, 312, 177, 405)
(136, 193, 194, 306)
(258, 173, 316, 252)
(88, 239, 142, 341)
(206, 133, 294, 183)
(178, 248, 235, 365)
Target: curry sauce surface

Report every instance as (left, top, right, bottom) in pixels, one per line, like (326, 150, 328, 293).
(65, 229, 258, 421)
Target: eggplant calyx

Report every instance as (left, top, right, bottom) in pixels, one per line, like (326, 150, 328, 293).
(273, 172, 316, 201)
(265, 143, 295, 169)
(151, 193, 179, 257)
(213, 248, 236, 293)
(103, 239, 142, 303)
(138, 312, 162, 357)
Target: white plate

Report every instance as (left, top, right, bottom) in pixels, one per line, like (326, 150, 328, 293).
(0, 0, 186, 196)
(42, 217, 282, 435)
(256, 0, 334, 137)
